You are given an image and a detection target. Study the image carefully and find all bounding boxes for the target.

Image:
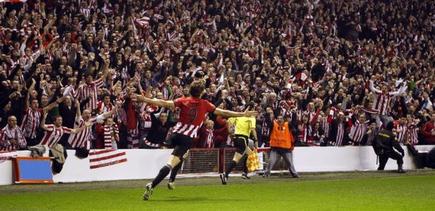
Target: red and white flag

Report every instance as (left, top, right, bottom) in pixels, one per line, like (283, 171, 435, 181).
(167, 31, 178, 41)
(89, 149, 127, 169)
(0, 0, 27, 3)
(134, 17, 150, 29)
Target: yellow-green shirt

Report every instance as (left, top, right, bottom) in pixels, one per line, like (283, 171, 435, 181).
(228, 116, 256, 137)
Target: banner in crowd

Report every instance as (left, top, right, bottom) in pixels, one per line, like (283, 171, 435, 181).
(89, 149, 127, 169)
(0, 0, 27, 3)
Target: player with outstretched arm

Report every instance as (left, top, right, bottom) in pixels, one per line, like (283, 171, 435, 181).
(137, 80, 257, 200)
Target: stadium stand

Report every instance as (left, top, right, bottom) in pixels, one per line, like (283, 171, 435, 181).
(0, 0, 433, 154)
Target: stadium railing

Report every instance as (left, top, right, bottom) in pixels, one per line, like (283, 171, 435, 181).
(180, 148, 288, 175)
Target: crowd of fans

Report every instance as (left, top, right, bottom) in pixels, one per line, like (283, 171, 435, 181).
(0, 0, 434, 152)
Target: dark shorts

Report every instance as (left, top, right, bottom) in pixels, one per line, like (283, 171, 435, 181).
(168, 133, 193, 157)
(233, 135, 248, 154)
(271, 147, 292, 155)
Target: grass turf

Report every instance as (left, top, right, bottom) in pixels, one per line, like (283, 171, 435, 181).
(1, 171, 435, 211)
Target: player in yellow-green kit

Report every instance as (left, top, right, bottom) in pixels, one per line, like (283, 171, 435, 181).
(220, 105, 258, 184)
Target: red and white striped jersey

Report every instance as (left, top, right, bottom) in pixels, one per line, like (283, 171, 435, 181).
(407, 124, 419, 145)
(361, 107, 379, 115)
(303, 109, 316, 123)
(40, 125, 72, 147)
(322, 117, 330, 138)
(0, 145, 18, 152)
(369, 80, 407, 115)
(335, 122, 345, 146)
(205, 128, 214, 148)
(349, 120, 369, 144)
(295, 110, 303, 122)
(21, 108, 43, 139)
(76, 78, 104, 111)
(0, 125, 26, 150)
(371, 94, 392, 116)
(63, 85, 77, 98)
(297, 124, 308, 144)
(68, 117, 97, 148)
(104, 124, 119, 149)
(171, 97, 216, 139)
(198, 126, 214, 148)
(395, 124, 408, 143)
(97, 101, 113, 114)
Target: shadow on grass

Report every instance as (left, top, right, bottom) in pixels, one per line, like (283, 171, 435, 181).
(148, 196, 247, 202)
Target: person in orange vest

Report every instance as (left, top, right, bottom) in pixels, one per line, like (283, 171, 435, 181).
(264, 113, 299, 178)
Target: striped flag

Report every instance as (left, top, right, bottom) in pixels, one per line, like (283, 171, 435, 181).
(167, 31, 178, 41)
(0, 150, 17, 164)
(0, 0, 27, 3)
(89, 149, 127, 169)
(134, 17, 150, 29)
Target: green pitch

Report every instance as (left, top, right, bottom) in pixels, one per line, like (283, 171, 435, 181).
(1, 171, 435, 210)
